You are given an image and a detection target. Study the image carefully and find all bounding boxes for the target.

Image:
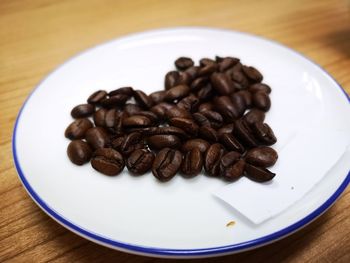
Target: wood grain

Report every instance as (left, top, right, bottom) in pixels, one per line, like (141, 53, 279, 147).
(1, 0, 349, 262)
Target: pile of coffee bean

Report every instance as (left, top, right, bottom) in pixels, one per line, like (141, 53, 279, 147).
(65, 56, 278, 182)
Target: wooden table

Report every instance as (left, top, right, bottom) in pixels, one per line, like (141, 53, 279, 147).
(1, 0, 349, 262)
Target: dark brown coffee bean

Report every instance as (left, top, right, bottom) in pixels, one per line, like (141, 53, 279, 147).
(245, 146, 278, 167)
(119, 132, 143, 156)
(108, 87, 134, 97)
(251, 122, 277, 145)
(249, 83, 271, 94)
(165, 71, 180, 90)
(217, 123, 235, 136)
(87, 90, 107, 104)
(124, 103, 141, 115)
(222, 159, 245, 181)
(181, 148, 203, 177)
(198, 63, 217, 76)
(217, 57, 239, 72)
(200, 58, 216, 67)
(210, 72, 235, 95)
(67, 140, 92, 165)
(198, 102, 214, 112)
(220, 151, 241, 171)
(147, 135, 181, 150)
(230, 93, 247, 117)
(190, 76, 209, 91)
(152, 148, 182, 182)
(193, 112, 210, 127)
(91, 148, 124, 176)
(243, 109, 265, 126)
(150, 90, 166, 104)
(65, 118, 93, 140)
(93, 108, 107, 127)
(231, 69, 249, 88)
(220, 133, 245, 153)
(164, 106, 192, 120)
(165, 85, 190, 101)
(199, 126, 218, 142)
(105, 109, 117, 128)
(136, 111, 158, 124)
(242, 65, 263, 83)
(177, 94, 199, 112)
(71, 104, 95, 118)
(196, 84, 214, 101)
(133, 90, 153, 109)
(85, 127, 110, 150)
(233, 119, 259, 148)
(204, 143, 226, 176)
(139, 126, 189, 140)
(214, 96, 240, 121)
(175, 57, 194, 70)
(122, 115, 152, 128)
(236, 90, 252, 108)
(182, 139, 210, 153)
(245, 163, 275, 182)
(185, 66, 200, 80)
(169, 117, 199, 136)
(253, 92, 271, 111)
(201, 110, 223, 129)
(150, 102, 174, 120)
(126, 149, 154, 175)
(100, 94, 129, 108)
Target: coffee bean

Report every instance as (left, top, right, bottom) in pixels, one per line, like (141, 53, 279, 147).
(133, 90, 153, 109)
(219, 151, 241, 172)
(165, 85, 190, 101)
(91, 148, 125, 176)
(214, 96, 240, 121)
(245, 146, 278, 167)
(126, 149, 154, 175)
(119, 132, 143, 156)
(150, 102, 174, 120)
(87, 90, 107, 104)
(136, 111, 158, 124)
(217, 123, 235, 136)
(100, 94, 129, 108)
(139, 126, 189, 140)
(177, 94, 199, 112)
(251, 122, 277, 145)
(165, 71, 180, 90)
(67, 140, 92, 165)
(196, 84, 214, 101)
(253, 92, 271, 111)
(231, 68, 249, 88)
(65, 118, 93, 140)
(193, 112, 210, 127)
(105, 109, 118, 128)
(217, 57, 239, 72)
(242, 65, 263, 83)
(86, 127, 110, 150)
(200, 110, 223, 129)
(198, 63, 217, 76)
(123, 115, 152, 128)
(185, 66, 200, 80)
(108, 87, 134, 97)
(233, 119, 259, 148)
(93, 108, 107, 127)
(199, 126, 218, 142)
(204, 143, 226, 176)
(169, 117, 199, 136)
(249, 83, 271, 94)
(222, 159, 245, 181)
(150, 90, 166, 104)
(152, 148, 182, 182)
(182, 139, 210, 153)
(244, 163, 275, 182)
(190, 76, 209, 91)
(210, 72, 235, 95)
(200, 58, 216, 67)
(71, 104, 95, 118)
(219, 133, 245, 153)
(243, 109, 265, 126)
(230, 93, 247, 117)
(164, 105, 192, 120)
(175, 57, 194, 70)
(147, 135, 181, 150)
(181, 148, 203, 177)
(198, 102, 214, 112)
(236, 90, 252, 108)
(124, 103, 141, 115)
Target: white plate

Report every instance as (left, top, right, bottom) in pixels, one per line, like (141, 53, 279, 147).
(13, 27, 350, 258)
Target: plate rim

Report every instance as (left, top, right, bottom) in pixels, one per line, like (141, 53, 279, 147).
(12, 26, 350, 258)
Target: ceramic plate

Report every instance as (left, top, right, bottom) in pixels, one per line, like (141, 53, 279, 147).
(13, 27, 350, 258)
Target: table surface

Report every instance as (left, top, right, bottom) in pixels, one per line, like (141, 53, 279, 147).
(1, 0, 349, 262)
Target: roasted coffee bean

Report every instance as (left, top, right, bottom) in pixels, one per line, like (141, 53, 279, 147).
(251, 122, 277, 145)
(217, 123, 235, 136)
(217, 57, 239, 72)
(245, 146, 278, 167)
(165, 71, 180, 90)
(164, 105, 192, 120)
(65, 118, 93, 140)
(193, 112, 210, 127)
(181, 148, 203, 177)
(105, 109, 118, 129)
(190, 76, 209, 91)
(236, 90, 252, 108)
(243, 109, 265, 126)
(204, 143, 226, 176)
(123, 115, 152, 128)
(177, 94, 199, 112)
(150, 90, 166, 104)
(100, 94, 129, 108)
(71, 104, 95, 118)
(219, 151, 241, 172)
(200, 58, 216, 67)
(185, 66, 200, 80)
(198, 102, 214, 112)
(147, 135, 181, 150)
(165, 85, 190, 101)
(201, 110, 223, 129)
(253, 92, 271, 111)
(249, 83, 271, 94)
(242, 65, 263, 83)
(214, 96, 240, 121)
(67, 140, 92, 165)
(231, 69, 249, 88)
(86, 127, 110, 150)
(150, 102, 174, 119)
(245, 163, 275, 182)
(198, 63, 217, 76)
(137, 111, 158, 124)
(87, 90, 107, 104)
(210, 72, 235, 95)
(91, 148, 124, 176)
(169, 117, 199, 136)
(182, 139, 210, 153)
(175, 57, 194, 70)
(126, 149, 154, 175)
(152, 148, 182, 182)
(93, 108, 107, 127)
(199, 126, 218, 142)
(196, 84, 214, 101)
(230, 93, 247, 117)
(133, 90, 153, 109)
(139, 126, 189, 139)
(108, 87, 134, 97)
(220, 133, 245, 153)
(119, 132, 143, 156)
(124, 103, 141, 115)
(233, 119, 259, 148)
(222, 159, 245, 181)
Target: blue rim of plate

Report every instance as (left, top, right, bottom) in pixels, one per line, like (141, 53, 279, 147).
(12, 27, 350, 257)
